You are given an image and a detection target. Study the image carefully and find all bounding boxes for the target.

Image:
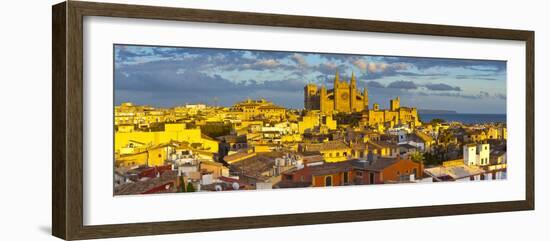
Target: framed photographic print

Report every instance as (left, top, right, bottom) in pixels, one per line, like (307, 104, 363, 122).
(52, 1, 534, 240)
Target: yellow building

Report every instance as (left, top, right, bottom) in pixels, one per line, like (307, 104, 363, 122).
(363, 97, 421, 129)
(500, 127, 507, 140)
(464, 129, 487, 143)
(304, 71, 368, 114)
(199, 160, 230, 179)
(114, 102, 170, 127)
(487, 126, 507, 140)
(233, 120, 264, 135)
(115, 123, 219, 155)
(115, 143, 175, 168)
(117, 124, 135, 133)
(297, 111, 337, 134)
(300, 140, 352, 162)
(231, 98, 286, 121)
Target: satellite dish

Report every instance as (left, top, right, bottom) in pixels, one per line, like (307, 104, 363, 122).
(232, 182, 240, 190)
(215, 185, 222, 191)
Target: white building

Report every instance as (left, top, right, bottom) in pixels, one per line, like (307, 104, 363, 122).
(387, 127, 411, 144)
(463, 143, 490, 166)
(185, 104, 206, 110)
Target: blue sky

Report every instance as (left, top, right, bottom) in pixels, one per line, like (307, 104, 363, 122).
(114, 44, 506, 114)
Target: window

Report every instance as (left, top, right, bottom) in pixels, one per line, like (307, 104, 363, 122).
(397, 171, 400, 176)
(343, 172, 349, 184)
(356, 171, 363, 177)
(325, 176, 332, 186)
(336, 152, 340, 157)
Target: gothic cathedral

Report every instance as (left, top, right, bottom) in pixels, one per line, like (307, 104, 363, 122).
(304, 71, 368, 114)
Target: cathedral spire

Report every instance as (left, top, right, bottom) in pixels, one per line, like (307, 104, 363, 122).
(350, 72, 356, 87)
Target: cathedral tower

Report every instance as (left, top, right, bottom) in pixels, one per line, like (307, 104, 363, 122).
(304, 70, 369, 114)
(333, 70, 340, 110)
(390, 96, 400, 111)
(304, 83, 319, 110)
(350, 72, 357, 111)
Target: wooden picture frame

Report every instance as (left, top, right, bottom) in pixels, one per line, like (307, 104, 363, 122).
(52, 1, 534, 240)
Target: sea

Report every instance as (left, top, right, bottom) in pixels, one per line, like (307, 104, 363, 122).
(419, 113, 506, 124)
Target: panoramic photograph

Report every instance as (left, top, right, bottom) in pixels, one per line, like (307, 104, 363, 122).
(113, 44, 507, 195)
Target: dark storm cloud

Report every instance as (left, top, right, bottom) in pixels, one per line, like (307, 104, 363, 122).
(115, 66, 308, 108)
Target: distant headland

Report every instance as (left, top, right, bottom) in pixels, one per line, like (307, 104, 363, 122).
(418, 109, 458, 115)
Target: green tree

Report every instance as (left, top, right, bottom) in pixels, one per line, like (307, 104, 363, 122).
(410, 151, 425, 164)
(200, 122, 231, 138)
(430, 118, 446, 125)
(186, 182, 196, 192)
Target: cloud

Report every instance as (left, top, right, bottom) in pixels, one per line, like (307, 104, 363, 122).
(115, 62, 311, 108)
(292, 53, 308, 67)
(255, 59, 280, 68)
(248, 51, 292, 60)
(362, 62, 412, 80)
(495, 93, 506, 100)
(455, 74, 499, 81)
(478, 91, 490, 98)
(114, 44, 505, 112)
(352, 59, 368, 72)
(387, 80, 418, 89)
(366, 81, 385, 88)
(424, 83, 461, 91)
(316, 62, 348, 75)
(381, 56, 506, 73)
(368, 62, 389, 72)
